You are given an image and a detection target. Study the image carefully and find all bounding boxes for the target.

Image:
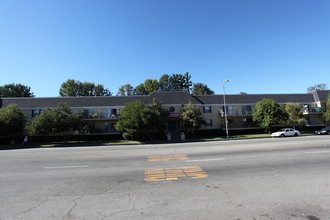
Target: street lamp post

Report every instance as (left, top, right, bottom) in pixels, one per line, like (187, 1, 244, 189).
(223, 79, 229, 139)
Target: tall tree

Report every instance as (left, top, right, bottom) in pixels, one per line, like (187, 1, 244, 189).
(192, 83, 214, 95)
(169, 72, 192, 93)
(285, 102, 305, 129)
(0, 104, 27, 137)
(28, 103, 84, 141)
(144, 79, 159, 94)
(159, 74, 171, 91)
(181, 102, 206, 138)
(59, 79, 112, 97)
(182, 72, 193, 93)
(307, 84, 328, 92)
(324, 92, 330, 124)
(117, 84, 134, 96)
(94, 84, 112, 96)
(134, 83, 148, 95)
(170, 74, 184, 91)
(59, 79, 79, 96)
(253, 98, 288, 133)
(0, 83, 34, 97)
(80, 82, 95, 96)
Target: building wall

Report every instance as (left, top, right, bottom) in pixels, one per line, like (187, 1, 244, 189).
(5, 93, 328, 135)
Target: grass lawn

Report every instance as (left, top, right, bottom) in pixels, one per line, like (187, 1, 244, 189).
(1, 132, 315, 149)
(0, 139, 141, 149)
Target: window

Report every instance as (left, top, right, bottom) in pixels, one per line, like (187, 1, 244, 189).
(205, 119, 213, 126)
(222, 106, 233, 115)
(83, 109, 96, 114)
(203, 106, 212, 113)
(104, 108, 112, 115)
(31, 109, 41, 117)
(241, 105, 252, 115)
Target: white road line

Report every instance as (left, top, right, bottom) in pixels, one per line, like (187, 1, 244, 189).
(185, 158, 226, 163)
(305, 151, 330, 154)
(44, 165, 89, 169)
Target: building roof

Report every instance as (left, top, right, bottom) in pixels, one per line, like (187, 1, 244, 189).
(0, 91, 200, 108)
(148, 91, 201, 105)
(1, 90, 327, 109)
(310, 90, 330, 102)
(194, 93, 316, 105)
(1, 96, 149, 108)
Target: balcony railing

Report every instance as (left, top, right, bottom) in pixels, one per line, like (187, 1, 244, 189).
(81, 113, 120, 120)
(219, 110, 253, 117)
(303, 107, 324, 114)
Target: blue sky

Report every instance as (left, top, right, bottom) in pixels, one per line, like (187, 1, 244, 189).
(0, 0, 329, 97)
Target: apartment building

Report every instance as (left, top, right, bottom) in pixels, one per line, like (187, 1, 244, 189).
(1, 90, 328, 135)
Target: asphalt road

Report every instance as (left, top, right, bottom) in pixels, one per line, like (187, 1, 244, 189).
(1, 136, 330, 220)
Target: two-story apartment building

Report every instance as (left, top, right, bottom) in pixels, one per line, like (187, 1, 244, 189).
(195, 90, 329, 130)
(1, 90, 329, 135)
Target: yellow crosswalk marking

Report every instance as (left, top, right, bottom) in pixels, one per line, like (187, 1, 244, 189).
(144, 166, 208, 181)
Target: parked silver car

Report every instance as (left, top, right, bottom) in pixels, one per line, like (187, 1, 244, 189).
(271, 128, 300, 137)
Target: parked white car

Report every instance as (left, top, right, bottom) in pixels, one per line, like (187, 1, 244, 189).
(271, 128, 300, 137)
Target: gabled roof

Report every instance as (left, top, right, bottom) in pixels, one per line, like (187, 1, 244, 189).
(147, 91, 201, 105)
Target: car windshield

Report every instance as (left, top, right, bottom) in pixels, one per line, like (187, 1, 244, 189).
(279, 129, 286, 132)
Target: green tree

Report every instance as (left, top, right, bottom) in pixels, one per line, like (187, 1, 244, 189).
(114, 99, 168, 140)
(134, 83, 148, 95)
(170, 74, 185, 91)
(253, 98, 288, 133)
(28, 103, 83, 140)
(181, 102, 205, 138)
(59, 79, 112, 96)
(159, 74, 171, 91)
(324, 92, 330, 124)
(182, 72, 193, 93)
(307, 84, 327, 92)
(117, 84, 134, 96)
(94, 84, 112, 96)
(192, 83, 214, 95)
(158, 73, 192, 92)
(114, 100, 145, 140)
(0, 83, 34, 97)
(145, 99, 169, 139)
(80, 82, 95, 96)
(144, 79, 159, 94)
(0, 104, 27, 137)
(59, 79, 79, 96)
(285, 103, 305, 129)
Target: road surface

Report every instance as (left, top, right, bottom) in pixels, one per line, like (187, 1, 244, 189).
(1, 136, 330, 220)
